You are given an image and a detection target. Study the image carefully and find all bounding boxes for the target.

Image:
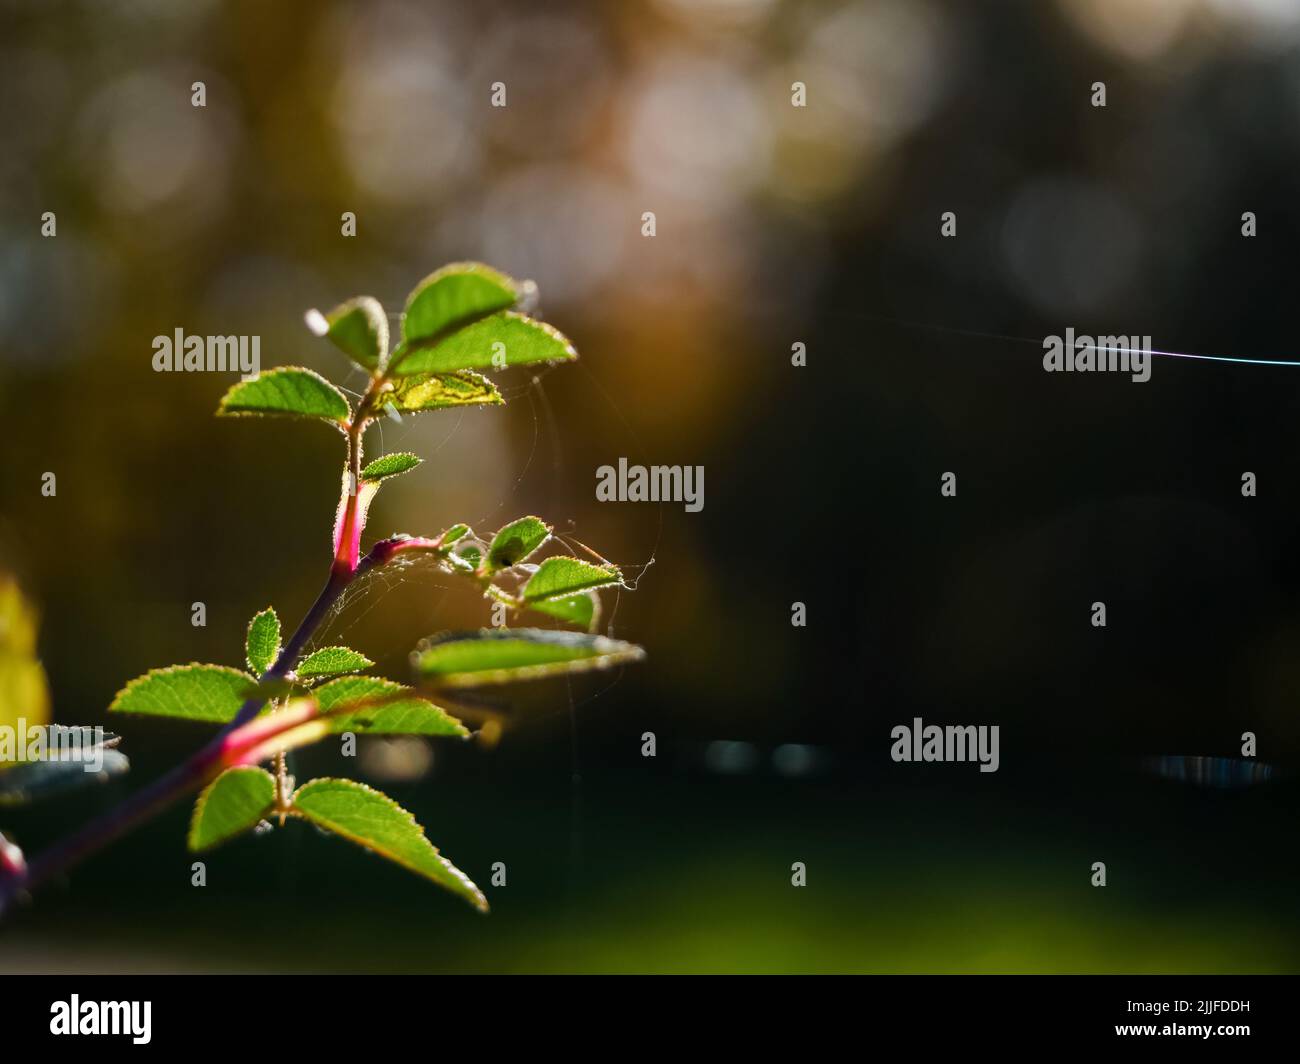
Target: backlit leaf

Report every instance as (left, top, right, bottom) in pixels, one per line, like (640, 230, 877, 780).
(313, 676, 467, 736)
(522, 557, 622, 603)
(217, 367, 350, 424)
(385, 371, 502, 411)
(438, 524, 471, 549)
(400, 262, 517, 348)
(188, 766, 276, 852)
(109, 664, 255, 723)
(485, 516, 550, 572)
(307, 296, 388, 372)
(392, 312, 575, 376)
(246, 607, 281, 675)
(359, 452, 422, 483)
(296, 646, 374, 680)
(291, 777, 487, 911)
(528, 592, 597, 631)
(415, 628, 644, 688)
(446, 537, 486, 574)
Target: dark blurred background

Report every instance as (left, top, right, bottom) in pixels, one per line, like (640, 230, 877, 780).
(3, 0, 1300, 972)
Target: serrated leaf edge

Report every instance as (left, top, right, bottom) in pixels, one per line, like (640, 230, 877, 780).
(291, 777, 487, 912)
(359, 452, 423, 483)
(215, 366, 352, 425)
(188, 766, 276, 853)
(296, 646, 375, 678)
(246, 606, 281, 675)
(108, 663, 257, 717)
(521, 557, 624, 603)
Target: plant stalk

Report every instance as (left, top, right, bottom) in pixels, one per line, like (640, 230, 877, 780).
(0, 568, 351, 913)
(0, 376, 392, 915)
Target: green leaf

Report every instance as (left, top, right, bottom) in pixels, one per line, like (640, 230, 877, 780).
(451, 545, 482, 574)
(415, 628, 645, 688)
(401, 262, 518, 348)
(439, 524, 471, 549)
(528, 592, 597, 631)
(359, 452, 422, 483)
(485, 516, 550, 572)
(109, 664, 255, 723)
(314, 676, 467, 736)
(291, 777, 487, 911)
(307, 296, 388, 372)
(522, 557, 622, 603)
(217, 367, 351, 424)
(392, 312, 576, 377)
(188, 767, 276, 852)
(385, 371, 503, 411)
(296, 646, 374, 679)
(246, 607, 281, 675)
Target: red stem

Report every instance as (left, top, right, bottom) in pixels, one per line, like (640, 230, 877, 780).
(0, 380, 396, 916)
(0, 567, 353, 914)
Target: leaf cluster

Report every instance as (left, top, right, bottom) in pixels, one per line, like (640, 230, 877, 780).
(100, 265, 645, 910)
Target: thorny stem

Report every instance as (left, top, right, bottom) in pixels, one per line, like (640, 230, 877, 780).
(0, 372, 413, 916)
(273, 751, 292, 825)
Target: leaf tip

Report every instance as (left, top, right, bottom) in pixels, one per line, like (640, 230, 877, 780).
(304, 308, 330, 337)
